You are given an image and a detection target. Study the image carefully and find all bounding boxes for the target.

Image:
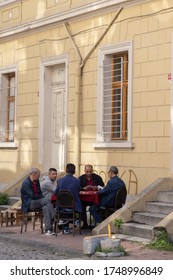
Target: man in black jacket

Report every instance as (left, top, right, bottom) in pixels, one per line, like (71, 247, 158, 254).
(79, 164, 104, 229)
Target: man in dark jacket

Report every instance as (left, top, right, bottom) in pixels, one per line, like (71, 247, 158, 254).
(79, 164, 104, 229)
(55, 163, 82, 213)
(54, 163, 82, 233)
(89, 166, 126, 224)
(79, 164, 104, 191)
(21, 167, 56, 236)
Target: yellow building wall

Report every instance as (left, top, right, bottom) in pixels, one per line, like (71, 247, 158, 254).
(0, 0, 172, 193)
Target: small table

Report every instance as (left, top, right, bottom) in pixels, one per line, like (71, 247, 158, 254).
(79, 190, 100, 205)
(79, 191, 100, 226)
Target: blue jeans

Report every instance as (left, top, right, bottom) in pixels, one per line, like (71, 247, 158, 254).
(89, 204, 102, 224)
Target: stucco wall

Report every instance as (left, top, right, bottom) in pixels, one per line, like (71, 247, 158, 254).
(0, 0, 172, 193)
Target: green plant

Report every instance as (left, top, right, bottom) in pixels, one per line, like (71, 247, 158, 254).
(0, 192, 10, 205)
(114, 218, 123, 230)
(115, 245, 127, 255)
(95, 244, 102, 252)
(147, 230, 173, 251)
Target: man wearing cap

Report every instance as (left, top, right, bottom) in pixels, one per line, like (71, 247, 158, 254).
(89, 166, 126, 224)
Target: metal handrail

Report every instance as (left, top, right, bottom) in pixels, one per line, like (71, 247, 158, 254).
(128, 169, 138, 194)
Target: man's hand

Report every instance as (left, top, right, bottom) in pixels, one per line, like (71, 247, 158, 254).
(97, 185, 104, 190)
(83, 185, 98, 191)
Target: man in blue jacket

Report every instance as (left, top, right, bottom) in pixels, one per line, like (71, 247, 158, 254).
(21, 167, 56, 236)
(89, 166, 126, 224)
(54, 163, 82, 233)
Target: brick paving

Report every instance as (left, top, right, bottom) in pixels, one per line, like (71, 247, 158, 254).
(0, 222, 173, 259)
(118, 240, 173, 260)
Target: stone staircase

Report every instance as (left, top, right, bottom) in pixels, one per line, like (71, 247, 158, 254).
(119, 190, 173, 241)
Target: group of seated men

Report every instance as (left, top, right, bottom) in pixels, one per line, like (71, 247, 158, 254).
(20, 163, 126, 236)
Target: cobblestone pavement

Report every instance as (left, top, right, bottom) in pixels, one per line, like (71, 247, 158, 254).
(0, 239, 70, 260)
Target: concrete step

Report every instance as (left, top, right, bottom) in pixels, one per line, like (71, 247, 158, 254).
(145, 201, 173, 215)
(115, 190, 173, 241)
(0, 205, 10, 211)
(158, 191, 173, 203)
(0, 196, 20, 211)
(115, 233, 150, 245)
(132, 211, 166, 226)
(120, 222, 153, 239)
(9, 196, 20, 205)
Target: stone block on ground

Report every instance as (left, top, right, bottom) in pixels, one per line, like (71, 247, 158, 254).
(83, 234, 109, 255)
(95, 251, 124, 258)
(100, 238, 121, 251)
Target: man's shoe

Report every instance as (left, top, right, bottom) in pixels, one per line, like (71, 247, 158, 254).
(64, 227, 70, 234)
(45, 230, 55, 236)
(74, 220, 80, 227)
(81, 224, 88, 230)
(88, 225, 95, 230)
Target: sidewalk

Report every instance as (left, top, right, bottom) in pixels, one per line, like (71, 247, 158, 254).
(0, 223, 173, 259)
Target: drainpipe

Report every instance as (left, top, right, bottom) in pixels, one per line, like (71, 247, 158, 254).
(64, 23, 83, 176)
(74, 64, 82, 176)
(81, 7, 123, 70)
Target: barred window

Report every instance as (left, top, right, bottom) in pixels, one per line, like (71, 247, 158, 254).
(103, 52, 128, 141)
(95, 42, 132, 149)
(0, 72, 16, 143)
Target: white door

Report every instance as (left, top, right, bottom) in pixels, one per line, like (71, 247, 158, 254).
(51, 86, 65, 171)
(41, 64, 67, 172)
(39, 57, 68, 173)
(51, 65, 66, 171)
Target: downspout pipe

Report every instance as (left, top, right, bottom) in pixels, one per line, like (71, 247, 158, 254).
(74, 64, 82, 176)
(64, 23, 83, 176)
(81, 7, 123, 69)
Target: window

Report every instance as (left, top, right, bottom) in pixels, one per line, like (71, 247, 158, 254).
(94, 42, 133, 149)
(0, 69, 16, 146)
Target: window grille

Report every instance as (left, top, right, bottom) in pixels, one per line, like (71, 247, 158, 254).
(102, 51, 128, 142)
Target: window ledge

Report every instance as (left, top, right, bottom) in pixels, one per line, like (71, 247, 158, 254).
(93, 142, 135, 149)
(0, 142, 18, 149)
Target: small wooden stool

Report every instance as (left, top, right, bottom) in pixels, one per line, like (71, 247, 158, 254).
(0, 210, 16, 226)
(13, 207, 23, 226)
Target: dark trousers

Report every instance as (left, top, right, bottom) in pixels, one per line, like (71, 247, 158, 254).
(81, 200, 93, 226)
(89, 204, 102, 224)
